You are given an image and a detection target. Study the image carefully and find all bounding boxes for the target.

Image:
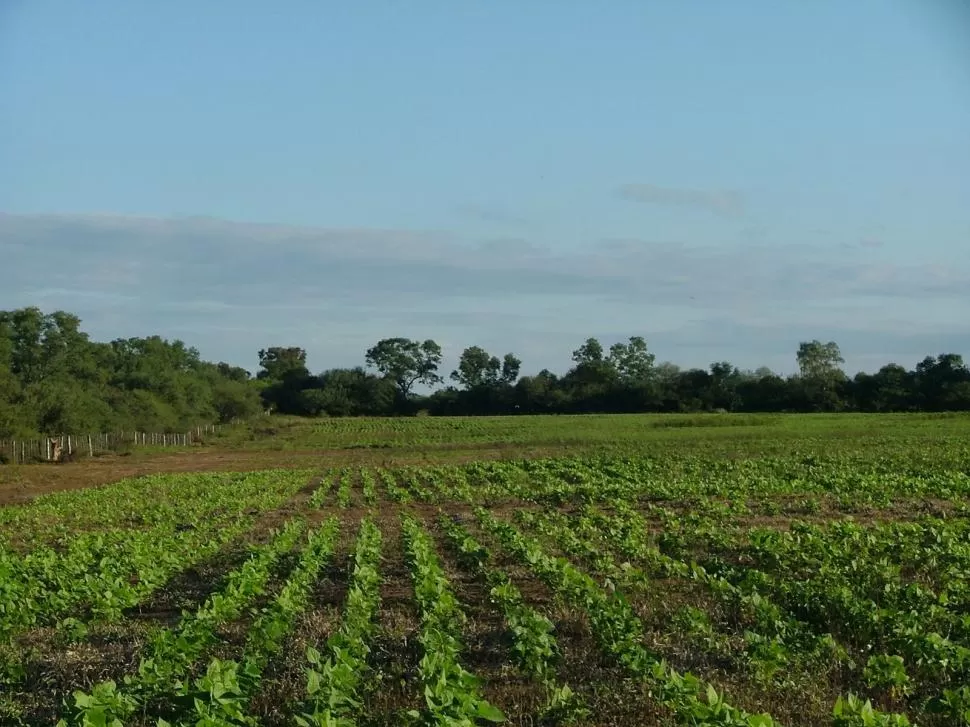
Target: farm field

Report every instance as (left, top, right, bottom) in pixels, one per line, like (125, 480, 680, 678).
(4, 413, 970, 506)
(2, 414, 970, 726)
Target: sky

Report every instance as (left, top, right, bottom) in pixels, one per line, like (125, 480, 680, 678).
(2, 1, 969, 378)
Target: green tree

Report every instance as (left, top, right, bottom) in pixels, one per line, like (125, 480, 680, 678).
(563, 342, 618, 411)
(915, 354, 970, 411)
(500, 353, 521, 385)
(514, 369, 565, 413)
(852, 364, 914, 412)
(673, 368, 711, 411)
(0, 308, 111, 433)
(365, 338, 443, 398)
(206, 369, 262, 422)
(451, 346, 521, 389)
(607, 336, 655, 381)
(257, 347, 309, 381)
(217, 362, 252, 382)
(451, 346, 499, 389)
(0, 307, 265, 434)
(313, 367, 396, 416)
(796, 340, 845, 380)
(255, 347, 312, 414)
(708, 361, 742, 411)
(795, 340, 847, 412)
(1, 307, 46, 385)
(0, 319, 23, 437)
(572, 337, 604, 364)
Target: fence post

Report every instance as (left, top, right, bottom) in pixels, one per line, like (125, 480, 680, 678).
(0, 425, 219, 466)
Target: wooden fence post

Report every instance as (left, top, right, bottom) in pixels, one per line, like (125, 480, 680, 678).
(0, 424, 220, 466)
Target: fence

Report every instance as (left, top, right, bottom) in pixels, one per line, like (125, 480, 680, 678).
(0, 424, 222, 465)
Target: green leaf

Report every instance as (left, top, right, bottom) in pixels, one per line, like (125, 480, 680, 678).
(475, 702, 506, 722)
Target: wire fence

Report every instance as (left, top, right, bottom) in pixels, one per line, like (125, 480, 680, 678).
(0, 424, 223, 465)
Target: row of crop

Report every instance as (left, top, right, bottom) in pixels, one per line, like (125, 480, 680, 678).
(559, 503, 838, 668)
(401, 514, 505, 725)
(653, 508, 970, 610)
(729, 518, 970, 621)
(1, 521, 243, 643)
(308, 473, 337, 508)
(530, 504, 945, 725)
(483, 507, 925, 727)
(335, 469, 354, 509)
(360, 469, 378, 506)
(476, 460, 970, 687)
(523, 505, 859, 705)
(178, 516, 341, 726)
(58, 518, 307, 726)
(308, 467, 379, 509)
(472, 507, 788, 726)
(697, 525, 970, 690)
(377, 468, 412, 504)
(297, 518, 383, 725)
(437, 515, 585, 722)
(452, 454, 970, 513)
(1, 471, 313, 634)
(0, 469, 315, 550)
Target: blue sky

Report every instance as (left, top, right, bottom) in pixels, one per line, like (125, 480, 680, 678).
(2, 1, 969, 377)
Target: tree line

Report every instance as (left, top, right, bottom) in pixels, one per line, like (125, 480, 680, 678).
(259, 335, 970, 417)
(0, 308, 263, 438)
(3, 307, 969, 438)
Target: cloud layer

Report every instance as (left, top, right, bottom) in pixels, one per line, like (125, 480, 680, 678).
(616, 183, 746, 217)
(2, 212, 967, 375)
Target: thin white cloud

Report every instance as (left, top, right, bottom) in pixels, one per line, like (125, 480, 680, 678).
(616, 183, 745, 217)
(454, 203, 528, 226)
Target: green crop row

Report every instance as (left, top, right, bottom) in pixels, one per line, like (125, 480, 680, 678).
(58, 518, 306, 727)
(402, 514, 504, 726)
(297, 518, 383, 726)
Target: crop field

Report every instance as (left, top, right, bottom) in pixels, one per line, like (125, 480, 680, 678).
(2, 414, 970, 726)
(206, 412, 970, 455)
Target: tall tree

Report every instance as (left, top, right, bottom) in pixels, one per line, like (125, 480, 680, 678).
(607, 336, 656, 381)
(365, 338, 443, 398)
(572, 337, 605, 365)
(257, 347, 309, 381)
(794, 340, 847, 412)
(796, 340, 845, 380)
(255, 347, 311, 414)
(451, 346, 521, 389)
(451, 346, 500, 389)
(707, 361, 741, 411)
(500, 353, 521, 384)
